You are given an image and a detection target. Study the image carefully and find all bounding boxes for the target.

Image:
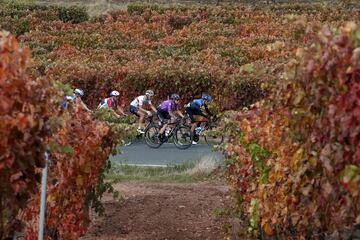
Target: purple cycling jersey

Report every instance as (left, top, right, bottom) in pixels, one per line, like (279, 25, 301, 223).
(158, 100, 179, 112)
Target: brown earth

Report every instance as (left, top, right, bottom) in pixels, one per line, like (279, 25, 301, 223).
(81, 182, 240, 240)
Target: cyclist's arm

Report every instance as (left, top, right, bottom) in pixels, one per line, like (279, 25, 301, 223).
(204, 104, 212, 116)
(200, 104, 212, 118)
(175, 110, 184, 118)
(169, 110, 178, 119)
(81, 101, 92, 113)
(75, 97, 92, 112)
(149, 104, 157, 113)
(198, 110, 208, 118)
(194, 105, 208, 118)
(138, 105, 152, 116)
(112, 109, 121, 118)
(116, 106, 127, 116)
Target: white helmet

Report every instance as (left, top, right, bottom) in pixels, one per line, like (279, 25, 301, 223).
(145, 89, 154, 97)
(110, 90, 120, 97)
(74, 88, 84, 97)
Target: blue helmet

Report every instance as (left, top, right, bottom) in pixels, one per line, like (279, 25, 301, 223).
(201, 94, 212, 102)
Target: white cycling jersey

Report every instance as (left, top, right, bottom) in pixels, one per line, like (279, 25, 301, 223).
(130, 95, 151, 108)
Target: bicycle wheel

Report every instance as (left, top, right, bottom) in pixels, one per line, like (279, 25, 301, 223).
(174, 125, 192, 149)
(204, 126, 224, 147)
(144, 124, 162, 148)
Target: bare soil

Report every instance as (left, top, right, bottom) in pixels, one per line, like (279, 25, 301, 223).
(81, 181, 237, 240)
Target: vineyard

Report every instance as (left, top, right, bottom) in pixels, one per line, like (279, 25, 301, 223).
(0, 0, 359, 239)
(223, 23, 360, 238)
(0, 31, 130, 239)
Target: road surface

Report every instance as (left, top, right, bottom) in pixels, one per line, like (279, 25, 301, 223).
(109, 142, 223, 166)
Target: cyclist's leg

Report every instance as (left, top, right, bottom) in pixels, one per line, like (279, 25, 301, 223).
(194, 109, 208, 129)
(138, 110, 146, 130)
(185, 107, 198, 133)
(157, 109, 169, 134)
(129, 105, 144, 131)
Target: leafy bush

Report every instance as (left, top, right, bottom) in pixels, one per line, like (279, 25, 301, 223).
(0, 31, 55, 239)
(15, 18, 29, 35)
(1, 2, 360, 239)
(127, 4, 165, 15)
(223, 23, 360, 238)
(0, 32, 128, 240)
(5, 3, 357, 112)
(168, 15, 192, 30)
(58, 6, 88, 24)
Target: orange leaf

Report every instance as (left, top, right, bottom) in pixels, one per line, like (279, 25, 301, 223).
(263, 222, 273, 236)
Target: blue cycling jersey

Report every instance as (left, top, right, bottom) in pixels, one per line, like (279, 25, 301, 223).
(190, 98, 205, 110)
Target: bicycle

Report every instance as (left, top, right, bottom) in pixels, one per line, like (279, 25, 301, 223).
(122, 115, 158, 146)
(144, 117, 193, 149)
(188, 115, 224, 147)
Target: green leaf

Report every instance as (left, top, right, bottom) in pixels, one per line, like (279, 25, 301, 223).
(240, 63, 254, 74)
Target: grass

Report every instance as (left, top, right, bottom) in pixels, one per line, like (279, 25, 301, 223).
(107, 156, 224, 183)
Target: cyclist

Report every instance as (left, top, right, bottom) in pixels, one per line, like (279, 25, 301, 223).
(129, 90, 157, 133)
(62, 88, 92, 112)
(98, 90, 127, 117)
(157, 93, 185, 140)
(184, 93, 213, 144)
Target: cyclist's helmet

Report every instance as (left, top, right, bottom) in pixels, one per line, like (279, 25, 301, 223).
(145, 90, 154, 97)
(74, 88, 84, 97)
(110, 90, 120, 97)
(170, 93, 180, 100)
(201, 94, 212, 102)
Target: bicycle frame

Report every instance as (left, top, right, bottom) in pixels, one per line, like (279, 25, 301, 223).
(159, 118, 182, 140)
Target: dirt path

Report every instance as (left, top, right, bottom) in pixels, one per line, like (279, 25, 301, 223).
(81, 182, 236, 240)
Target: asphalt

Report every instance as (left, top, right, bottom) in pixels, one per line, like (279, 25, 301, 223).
(109, 142, 224, 166)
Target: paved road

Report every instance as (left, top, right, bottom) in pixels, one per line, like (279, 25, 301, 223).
(109, 142, 223, 166)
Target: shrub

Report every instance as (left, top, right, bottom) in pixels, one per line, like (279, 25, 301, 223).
(168, 15, 192, 30)
(15, 19, 29, 35)
(223, 23, 360, 238)
(127, 4, 148, 15)
(58, 6, 89, 24)
(0, 31, 55, 239)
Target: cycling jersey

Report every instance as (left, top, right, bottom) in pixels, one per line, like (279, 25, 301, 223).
(130, 95, 151, 108)
(190, 98, 206, 110)
(158, 100, 179, 113)
(62, 95, 76, 109)
(98, 97, 118, 110)
(185, 98, 210, 122)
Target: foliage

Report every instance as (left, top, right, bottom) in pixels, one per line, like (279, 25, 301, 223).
(168, 14, 192, 30)
(0, 31, 55, 239)
(223, 23, 360, 238)
(1, 2, 360, 239)
(9, 3, 359, 110)
(57, 5, 89, 24)
(93, 109, 138, 149)
(19, 106, 112, 240)
(127, 4, 165, 15)
(0, 32, 126, 239)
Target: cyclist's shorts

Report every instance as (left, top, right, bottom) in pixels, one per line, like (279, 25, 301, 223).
(157, 108, 170, 123)
(129, 105, 139, 117)
(185, 107, 204, 123)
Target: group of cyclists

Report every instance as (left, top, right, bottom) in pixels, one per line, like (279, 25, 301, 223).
(63, 88, 213, 145)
